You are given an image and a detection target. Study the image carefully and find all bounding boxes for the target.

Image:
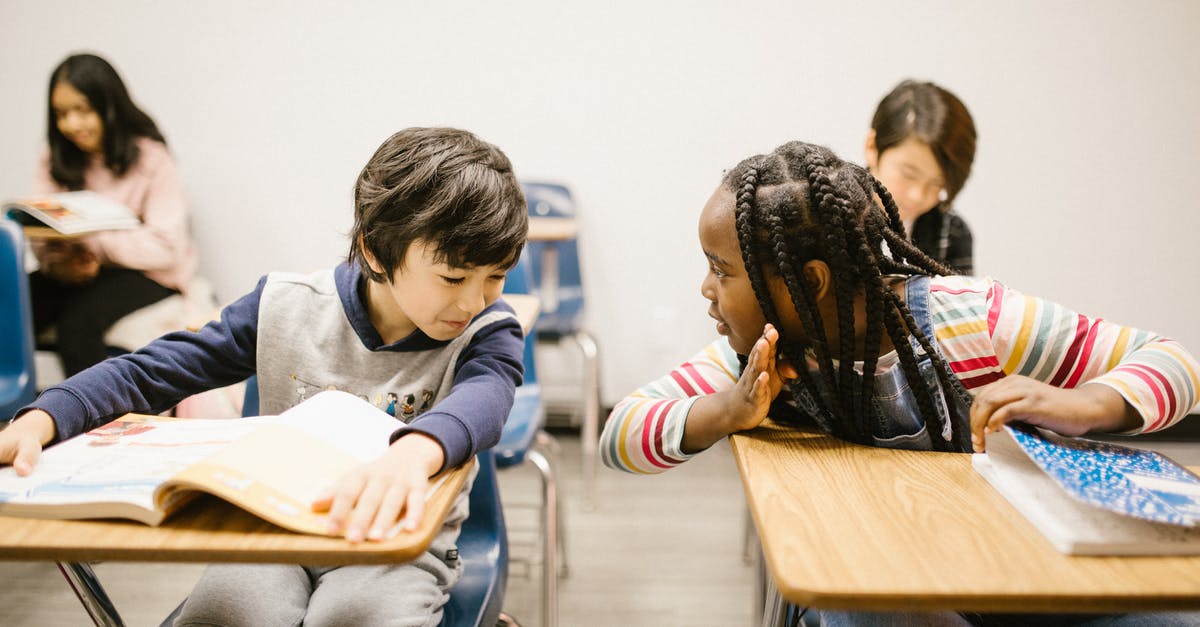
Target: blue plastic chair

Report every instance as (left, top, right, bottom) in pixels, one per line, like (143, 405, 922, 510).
(0, 219, 37, 422)
(440, 448, 508, 627)
(521, 181, 601, 508)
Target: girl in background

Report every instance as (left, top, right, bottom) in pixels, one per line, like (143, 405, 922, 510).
(32, 52, 196, 376)
(866, 79, 976, 274)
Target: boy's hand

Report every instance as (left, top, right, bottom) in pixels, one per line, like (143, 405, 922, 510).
(311, 432, 445, 543)
(0, 410, 57, 475)
(970, 375, 1141, 452)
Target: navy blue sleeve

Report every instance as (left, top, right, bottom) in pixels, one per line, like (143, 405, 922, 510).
(22, 276, 267, 442)
(394, 300, 525, 472)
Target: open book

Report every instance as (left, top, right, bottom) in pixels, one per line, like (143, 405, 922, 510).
(973, 424, 1200, 555)
(0, 391, 442, 537)
(5, 191, 140, 238)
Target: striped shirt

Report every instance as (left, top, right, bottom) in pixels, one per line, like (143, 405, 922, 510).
(600, 275, 1200, 474)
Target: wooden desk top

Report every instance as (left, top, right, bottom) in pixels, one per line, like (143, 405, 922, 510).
(505, 293, 540, 332)
(730, 422, 1200, 612)
(0, 461, 470, 566)
(527, 216, 577, 241)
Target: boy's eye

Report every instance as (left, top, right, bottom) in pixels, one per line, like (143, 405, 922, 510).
(489, 274, 507, 282)
(441, 276, 466, 285)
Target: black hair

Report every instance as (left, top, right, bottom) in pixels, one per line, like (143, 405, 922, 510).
(871, 79, 976, 208)
(47, 53, 166, 190)
(348, 127, 528, 282)
(725, 141, 974, 452)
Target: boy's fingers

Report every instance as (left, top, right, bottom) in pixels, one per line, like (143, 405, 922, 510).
(403, 486, 427, 531)
(13, 438, 41, 476)
(345, 480, 388, 543)
(324, 475, 366, 534)
(368, 486, 409, 541)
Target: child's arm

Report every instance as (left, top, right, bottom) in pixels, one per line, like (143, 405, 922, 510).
(600, 325, 794, 474)
(953, 278, 1200, 450)
(0, 410, 57, 476)
(311, 432, 445, 543)
(12, 277, 263, 453)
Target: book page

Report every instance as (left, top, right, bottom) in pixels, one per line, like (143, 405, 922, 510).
(160, 390, 444, 536)
(0, 414, 262, 524)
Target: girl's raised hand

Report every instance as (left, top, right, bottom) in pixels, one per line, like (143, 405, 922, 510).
(969, 375, 1141, 452)
(724, 324, 797, 433)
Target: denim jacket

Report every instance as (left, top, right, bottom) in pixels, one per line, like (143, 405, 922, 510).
(782, 275, 972, 452)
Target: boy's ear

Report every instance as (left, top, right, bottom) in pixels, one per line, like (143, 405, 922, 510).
(863, 129, 879, 171)
(359, 234, 385, 275)
(802, 260, 833, 301)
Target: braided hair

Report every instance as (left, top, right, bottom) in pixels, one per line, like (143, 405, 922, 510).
(726, 141, 973, 452)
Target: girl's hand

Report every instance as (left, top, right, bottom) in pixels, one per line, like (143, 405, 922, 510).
(0, 410, 57, 475)
(41, 241, 99, 285)
(722, 324, 796, 432)
(970, 375, 1141, 452)
(311, 432, 445, 543)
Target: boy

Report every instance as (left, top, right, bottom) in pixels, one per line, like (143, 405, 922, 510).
(0, 127, 529, 625)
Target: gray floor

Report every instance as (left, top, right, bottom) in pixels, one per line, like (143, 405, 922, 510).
(0, 430, 757, 627)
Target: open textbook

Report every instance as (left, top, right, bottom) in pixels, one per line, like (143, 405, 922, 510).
(5, 191, 140, 237)
(973, 424, 1200, 555)
(0, 391, 444, 537)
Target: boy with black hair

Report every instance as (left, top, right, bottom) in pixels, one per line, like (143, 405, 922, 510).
(1, 127, 529, 624)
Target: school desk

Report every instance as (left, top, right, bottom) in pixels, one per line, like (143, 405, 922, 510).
(730, 420, 1200, 624)
(0, 293, 541, 627)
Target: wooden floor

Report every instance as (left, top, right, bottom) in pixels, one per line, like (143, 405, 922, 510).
(0, 429, 756, 627)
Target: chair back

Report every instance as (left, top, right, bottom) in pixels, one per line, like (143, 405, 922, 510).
(0, 220, 36, 421)
(520, 182, 586, 336)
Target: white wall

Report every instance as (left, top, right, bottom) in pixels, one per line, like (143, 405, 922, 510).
(2, 1, 1198, 406)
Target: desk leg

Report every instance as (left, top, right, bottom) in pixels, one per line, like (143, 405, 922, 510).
(761, 574, 786, 627)
(57, 562, 126, 627)
(572, 330, 600, 511)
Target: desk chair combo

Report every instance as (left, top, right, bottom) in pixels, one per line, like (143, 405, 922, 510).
(521, 181, 601, 509)
(0, 219, 37, 422)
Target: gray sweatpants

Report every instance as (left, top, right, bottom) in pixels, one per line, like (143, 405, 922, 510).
(174, 469, 473, 627)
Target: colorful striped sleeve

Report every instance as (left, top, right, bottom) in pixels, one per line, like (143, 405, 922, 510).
(928, 276, 1200, 433)
(600, 339, 741, 474)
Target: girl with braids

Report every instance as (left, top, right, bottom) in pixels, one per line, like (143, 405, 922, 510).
(601, 139, 1198, 469)
(600, 139, 1200, 625)
(865, 79, 976, 274)
(30, 52, 196, 376)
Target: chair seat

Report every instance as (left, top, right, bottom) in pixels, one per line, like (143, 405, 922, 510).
(495, 385, 544, 468)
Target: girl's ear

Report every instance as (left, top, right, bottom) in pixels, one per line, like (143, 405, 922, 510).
(802, 260, 833, 301)
(863, 129, 879, 171)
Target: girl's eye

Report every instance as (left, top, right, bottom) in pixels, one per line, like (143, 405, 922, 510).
(709, 264, 728, 279)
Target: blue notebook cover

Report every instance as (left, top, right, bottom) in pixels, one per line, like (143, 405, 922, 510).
(1004, 424, 1200, 527)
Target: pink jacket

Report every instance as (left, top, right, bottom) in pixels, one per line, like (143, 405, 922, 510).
(33, 137, 197, 291)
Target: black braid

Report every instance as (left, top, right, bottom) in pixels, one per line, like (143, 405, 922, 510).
(722, 141, 975, 452)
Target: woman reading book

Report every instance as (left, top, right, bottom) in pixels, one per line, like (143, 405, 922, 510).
(30, 52, 197, 376)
